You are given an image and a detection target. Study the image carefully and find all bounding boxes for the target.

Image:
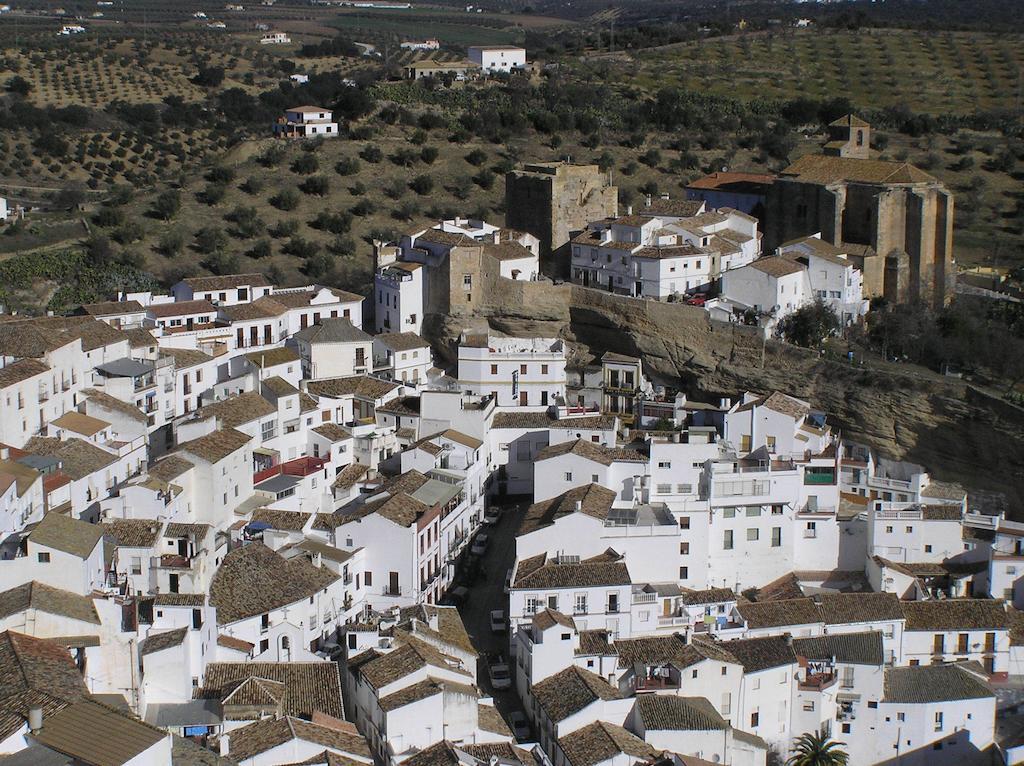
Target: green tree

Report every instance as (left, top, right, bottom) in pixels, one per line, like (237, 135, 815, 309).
(152, 189, 181, 221)
(778, 301, 840, 347)
(786, 730, 849, 766)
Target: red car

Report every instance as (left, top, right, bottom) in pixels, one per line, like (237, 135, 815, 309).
(686, 295, 707, 306)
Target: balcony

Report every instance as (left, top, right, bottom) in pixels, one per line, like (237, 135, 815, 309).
(799, 672, 837, 691)
(253, 455, 328, 484)
(804, 470, 836, 486)
(383, 586, 403, 597)
(156, 553, 193, 570)
(635, 676, 679, 692)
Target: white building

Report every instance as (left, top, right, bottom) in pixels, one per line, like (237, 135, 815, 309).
(294, 319, 373, 380)
(273, 105, 339, 139)
(260, 31, 291, 44)
(457, 334, 566, 408)
(372, 333, 432, 385)
(375, 262, 424, 335)
(571, 208, 760, 298)
(400, 38, 440, 50)
(467, 45, 526, 72)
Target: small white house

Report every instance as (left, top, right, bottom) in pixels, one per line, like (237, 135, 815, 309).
(273, 105, 339, 139)
(468, 45, 526, 72)
(457, 333, 566, 407)
(260, 31, 291, 44)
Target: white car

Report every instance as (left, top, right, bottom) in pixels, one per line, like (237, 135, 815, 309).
(483, 507, 501, 525)
(488, 661, 511, 690)
(508, 711, 530, 741)
(490, 609, 506, 633)
(471, 532, 489, 556)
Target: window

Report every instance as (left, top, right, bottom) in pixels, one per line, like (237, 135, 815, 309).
(463, 274, 472, 288)
(771, 527, 781, 547)
(526, 596, 540, 615)
(750, 712, 759, 728)
(37, 552, 50, 563)
(692, 669, 698, 679)
(721, 692, 731, 716)
(803, 701, 815, 712)
(885, 526, 893, 533)
(934, 712, 943, 732)
(679, 517, 690, 530)
(868, 701, 878, 709)
(564, 472, 573, 482)
(130, 557, 142, 575)
(541, 364, 549, 374)
(657, 484, 672, 495)
(680, 566, 688, 579)
(925, 544, 933, 553)
(723, 530, 734, 550)
(520, 364, 527, 375)
(897, 712, 906, 722)
(747, 528, 759, 541)
(721, 666, 728, 676)
(841, 666, 854, 688)
(574, 593, 587, 614)
(677, 483, 693, 494)
(745, 506, 760, 517)
(591, 474, 599, 483)
(723, 508, 736, 519)
(490, 364, 498, 375)
(680, 542, 690, 555)
(364, 572, 372, 586)
(658, 461, 671, 469)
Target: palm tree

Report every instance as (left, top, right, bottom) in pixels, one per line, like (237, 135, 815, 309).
(786, 729, 850, 766)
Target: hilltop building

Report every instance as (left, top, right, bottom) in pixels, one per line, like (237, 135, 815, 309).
(765, 115, 954, 308)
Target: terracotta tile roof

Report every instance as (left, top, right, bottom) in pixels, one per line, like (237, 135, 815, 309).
(30, 512, 104, 558)
(147, 299, 217, 318)
(746, 256, 805, 278)
(152, 593, 206, 606)
(483, 241, 535, 261)
(81, 388, 148, 424)
(374, 332, 430, 352)
(227, 716, 370, 762)
(79, 300, 145, 316)
(738, 598, 820, 629)
(404, 741, 537, 766)
(223, 296, 289, 321)
(558, 720, 656, 766)
(393, 604, 476, 657)
(312, 423, 352, 442)
(477, 703, 512, 737)
(378, 677, 445, 711)
(147, 455, 194, 483)
(0, 322, 77, 358)
(680, 587, 736, 606)
(0, 631, 89, 741)
(139, 627, 188, 657)
(536, 439, 645, 466)
(0, 582, 99, 624)
(182, 273, 271, 291)
(245, 347, 300, 368)
(250, 508, 311, 532)
(23, 436, 116, 480)
(493, 411, 615, 430)
(780, 153, 939, 186)
(161, 347, 213, 370)
(217, 634, 254, 653)
(190, 391, 277, 429)
(0, 358, 49, 388)
(883, 663, 993, 704)
(439, 429, 482, 449)
(199, 663, 345, 719)
(209, 543, 339, 624)
(32, 698, 167, 764)
(614, 634, 699, 670)
(416, 228, 479, 248)
(901, 599, 1008, 631)
(634, 695, 727, 731)
(519, 484, 616, 536)
(513, 552, 630, 589)
(921, 480, 967, 501)
(294, 318, 372, 345)
(306, 375, 400, 400)
(102, 519, 162, 548)
(576, 629, 614, 657)
(178, 428, 252, 463)
(332, 463, 369, 490)
(533, 608, 576, 633)
(640, 197, 708, 216)
(222, 677, 286, 707)
(165, 522, 211, 538)
(817, 592, 904, 624)
(531, 666, 622, 723)
(51, 412, 109, 438)
(124, 328, 157, 349)
(700, 636, 796, 673)
(792, 631, 884, 666)
(358, 635, 470, 690)
(685, 172, 775, 192)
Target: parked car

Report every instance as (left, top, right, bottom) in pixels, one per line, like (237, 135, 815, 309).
(686, 295, 707, 306)
(471, 532, 489, 556)
(483, 507, 501, 525)
(443, 585, 470, 607)
(508, 711, 530, 741)
(490, 609, 506, 633)
(488, 660, 512, 690)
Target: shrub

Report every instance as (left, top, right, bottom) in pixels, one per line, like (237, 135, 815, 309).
(350, 199, 376, 216)
(247, 239, 272, 259)
(778, 301, 840, 348)
(258, 143, 287, 167)
(157, 229, 185, 257)
(201, 182, 227, 205)
(474, 169, 496, 189)
(327, 236, 356, 256)
(360, 144, 383, 163)
(420, 146, 439, 164)
(284, 236, 320, 259)
(93, 207, 125, 228)
(390, 148, 419, 168)
(203, 250, 240, 275)
(271, 188, 300, 211)
(195, 225, 228, 253)
(393, 200, 420, 221)
(383, 179, 406, 200)
(113, 220, 144, 244)
(409, 174, 434, 195)
(241, 176, 264, 195)
(207, 166, 235, 184)
(299, 175, 330, 196)
(311, 210, 352, 235)
(227, 205, 264, 238)
(335, 157, 361, 176)
(291, 153, 319, 175)
(465, 148, 487, 166)
(303, 252, 335, 279)
(270, 219, 300, 238)
(152, 189, 181, 221)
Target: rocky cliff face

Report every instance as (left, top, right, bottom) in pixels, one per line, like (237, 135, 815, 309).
(425, 282, 1024, 512)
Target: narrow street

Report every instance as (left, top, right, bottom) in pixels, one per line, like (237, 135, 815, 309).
(455, 499, 530, 723)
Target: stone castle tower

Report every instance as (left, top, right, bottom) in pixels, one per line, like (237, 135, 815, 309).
(765, 116, 954, 308)
(504, 162, 618, 274)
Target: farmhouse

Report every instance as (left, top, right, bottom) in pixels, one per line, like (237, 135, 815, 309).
(273, 106, 339, 139)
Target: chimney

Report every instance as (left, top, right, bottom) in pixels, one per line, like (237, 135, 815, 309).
(626, 204, 633, 216)
(28, 707, 43, 733)
(219, 734, 231, 757)
(575, 500, 582, 512)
